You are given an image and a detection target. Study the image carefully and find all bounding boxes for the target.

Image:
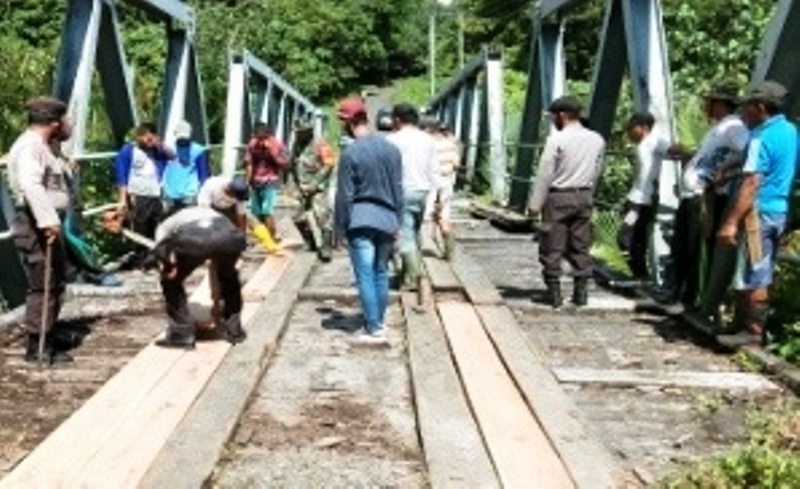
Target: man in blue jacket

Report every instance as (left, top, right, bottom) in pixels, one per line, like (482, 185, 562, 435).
(334, 97, 404, 344)
(114, 122, 173, 265)
(162, 120, 210, 214)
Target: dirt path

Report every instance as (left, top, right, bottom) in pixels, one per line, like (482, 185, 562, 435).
(212, 253, 426, 487)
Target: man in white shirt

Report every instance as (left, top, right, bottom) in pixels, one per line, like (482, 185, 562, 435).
(386, 103, 437, 288)
(197, 174, 249, 229)
(668, 82, 749, 311)
(618, 112, 670, 280)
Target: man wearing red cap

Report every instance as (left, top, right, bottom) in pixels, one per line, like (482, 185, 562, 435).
(333, 97, 404, 343)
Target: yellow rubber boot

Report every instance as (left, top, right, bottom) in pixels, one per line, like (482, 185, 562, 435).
(252, 223, 281, 254)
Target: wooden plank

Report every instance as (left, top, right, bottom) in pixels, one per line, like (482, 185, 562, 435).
(402, 294, 499, 489)
(297, 287, 401, 304)
(1, 254, 285, 488)
(450, 252, 504, 305)
(0, 346, 187, 488)
(422, 257, 462, 292)
(438, 302, 574, 489)
(242, 254, 292, 301)
(552, 367, 780, 391)
(139, 253, 316, 489)
(74, 340, 231, 487)
(476, 305, 620, 489)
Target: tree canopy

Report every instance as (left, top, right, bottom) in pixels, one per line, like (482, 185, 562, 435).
(0, 0, 778, 151)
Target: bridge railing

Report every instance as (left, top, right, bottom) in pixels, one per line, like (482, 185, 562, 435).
(423, 47, 506, 203)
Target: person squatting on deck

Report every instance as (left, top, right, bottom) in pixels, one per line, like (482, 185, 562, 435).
(617, 112, 670, 280)
(152, 207, 248, 349)
(290, 118, 337, 262)
(386, 103, 438, 289)
(7, 97, 74, 364)
(527, 96, 606, 309)
(334, 97, 404, 343)
(716, 81, 798, 344)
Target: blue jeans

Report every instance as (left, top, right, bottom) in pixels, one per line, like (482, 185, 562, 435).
(401, 190, 428, 254)
(735, 212, 786, 290)
(347, 227, 395, 332)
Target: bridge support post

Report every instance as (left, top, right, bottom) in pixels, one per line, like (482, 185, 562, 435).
(621, 0, 678, 287)
(485, 49, 507, 203)
(752, 0, 800, 115)
(222, 55, 248, 177)
(465, 80, 482, 186)
(508, 20, 565, 212)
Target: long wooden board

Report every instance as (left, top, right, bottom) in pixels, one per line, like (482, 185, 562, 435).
(553, 367, 779, 391)
(402, 294, 499, 488)
(437, 301, 574, 489)
(74, 340, 231, 487)
(139, 253, 316, 489)
(0, 346, 187, 488)
(2, 251, 292, 488)
(476, 305, 620, 489)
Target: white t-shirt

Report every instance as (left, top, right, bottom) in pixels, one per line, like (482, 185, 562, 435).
(127, 146, 162, 197)
(387, 126, 438, 193)
(627, 132, 670, 205)
(680, 115, 749, 198)
(197, 175, 245, 214)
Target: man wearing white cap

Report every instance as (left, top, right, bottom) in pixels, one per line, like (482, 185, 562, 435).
(162, 120, 210, 214)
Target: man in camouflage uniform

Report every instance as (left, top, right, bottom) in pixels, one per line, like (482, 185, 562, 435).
(290, 119, 336, 261)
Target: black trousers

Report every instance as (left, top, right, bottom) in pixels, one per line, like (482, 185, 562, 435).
(161, 252, 242, 335)
(617, 202, 655, 280)
(539, 189, 593, 279)
(12, 210, 66, 334)
(670, 196, 702, 303)
(131, 195, 163, 240)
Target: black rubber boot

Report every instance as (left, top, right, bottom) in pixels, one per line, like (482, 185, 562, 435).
(155, 331, 196, 350)
(25, 334, 74, 364)
(225, 313, 247, 345)
(545, 279, 563, 309)
(318, 229, 333, 263)
(24, 334, 40, 363)
(572, 277, 588, 307)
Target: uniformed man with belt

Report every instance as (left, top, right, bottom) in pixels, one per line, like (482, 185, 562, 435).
(527, 96, 606, 308)
(7, 97, 74, 364)
(290, 119, 336, 262)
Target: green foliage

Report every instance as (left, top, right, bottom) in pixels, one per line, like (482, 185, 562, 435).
(658, 405, 800, 488)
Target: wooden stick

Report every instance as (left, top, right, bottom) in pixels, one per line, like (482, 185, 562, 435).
(39, 241, 53, 368)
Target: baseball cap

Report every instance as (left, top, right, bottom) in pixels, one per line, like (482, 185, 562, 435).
(229, 175, 249, 202)
(174, 120, 192, 140)
(741, 80, 788, 106)
(548, 96, 583, 114)
(337, 97, 368, 121)
(704, 80, 740, 102)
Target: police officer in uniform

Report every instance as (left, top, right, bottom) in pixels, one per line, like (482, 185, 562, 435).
(290, 119, 336, 261)
(527, 96, 606, 308)
(7, 97, 74, 364)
